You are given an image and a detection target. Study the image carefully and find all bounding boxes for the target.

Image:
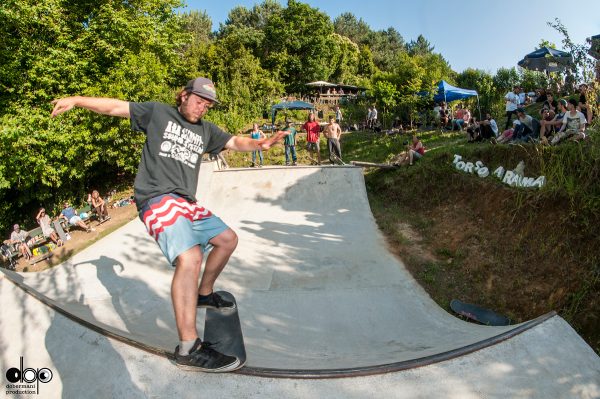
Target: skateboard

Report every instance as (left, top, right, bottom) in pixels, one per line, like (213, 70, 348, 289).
(28, 251, 53, 265)
(202, 291, 246, 370)
(53, 220, 69, 242)
(330, 154, 346, 165)
(450, 299, 511, 326)
(95, 216, 111, 226)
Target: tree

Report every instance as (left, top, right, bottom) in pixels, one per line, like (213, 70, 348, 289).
(262, 0, 335, 93)
(547, 18, 595, 83)
(406, 34, 434, 56)
(366, 28, 405, 72)
(493, 67, 520, 93)
(329, 34, 360, 84)
(333, 12, 371, 44)
(0, 0, 186, 232)
(357, 45, 376, 77)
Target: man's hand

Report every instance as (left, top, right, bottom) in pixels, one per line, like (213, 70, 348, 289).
(51, 97, 79, 117)
(257, 130, 289, 150)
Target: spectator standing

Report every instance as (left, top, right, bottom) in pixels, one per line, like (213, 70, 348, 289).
(370, 106, 378, 129)
(282, 118, 298, 166)
(36, 208, 64, 246)
(250, 123, 266, 167)
(578, 84, 592, 124)
(302, 112, 321, 165)
(10, 224, 33, 260)
(366, 106, 373, 129)
(504, 86, 520, 129)
(91, 190, 110, 221)
(323, 116, 343, 164)
(335, 105, 343, 125)
(518, 87, 527, 106)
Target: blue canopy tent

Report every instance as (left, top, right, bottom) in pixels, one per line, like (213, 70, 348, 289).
(433, 80, 479, 103)
(270, 100, 315, 128)
(517, 47, 573, 73)
(420, 80, 480, 120)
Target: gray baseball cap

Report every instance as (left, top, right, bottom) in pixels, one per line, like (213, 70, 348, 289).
(184, 77, 219, 103)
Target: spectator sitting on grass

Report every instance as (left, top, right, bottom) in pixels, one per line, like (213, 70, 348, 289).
(494, 120, 520, 144)
(466, 117, 480, 142)
(10, 224, 33, 260)
(91, 190, 110, 222)
(551, 98, 587, 145)
(542, 93, 558, 115)
(512, 108, 539, 142)
(36, 208, 64, 247)
(393, 135, 425, 166)
(439, 102, 450, 130)
(60, 202, 94, 233)
(453, 104, 464, 131)
(540, 99, 568, 145)
(474, 113, 499, 142)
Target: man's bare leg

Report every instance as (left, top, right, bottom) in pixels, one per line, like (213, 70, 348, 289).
(199, 228, 238, 296)
(172, 246, 203, 341)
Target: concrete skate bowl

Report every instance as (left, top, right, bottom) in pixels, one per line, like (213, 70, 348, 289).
(1, 164, 555, 378)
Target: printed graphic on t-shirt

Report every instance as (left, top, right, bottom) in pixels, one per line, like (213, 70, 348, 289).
(565, 116, 581, 133)
(160, 120, 204, 168)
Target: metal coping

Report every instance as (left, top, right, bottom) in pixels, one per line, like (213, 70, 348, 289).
(1, 270, 557, 379)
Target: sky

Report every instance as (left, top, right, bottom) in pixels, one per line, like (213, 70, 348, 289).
(182, 0, 600, 74)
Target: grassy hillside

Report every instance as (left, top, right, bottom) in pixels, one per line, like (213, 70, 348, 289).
(225, 119, 600, 354)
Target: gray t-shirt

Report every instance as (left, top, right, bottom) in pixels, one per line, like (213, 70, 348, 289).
(130, 102, 232, 209)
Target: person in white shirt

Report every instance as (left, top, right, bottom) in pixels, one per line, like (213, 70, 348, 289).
(370, 106, 378, 129)
(551, 98, 587, 145)
(504, 86, 519, 129)
(479, 113, 499, 140)
(518, 86, 526, 106)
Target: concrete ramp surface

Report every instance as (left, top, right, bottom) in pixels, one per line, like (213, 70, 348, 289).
(1, 164, 599, 395)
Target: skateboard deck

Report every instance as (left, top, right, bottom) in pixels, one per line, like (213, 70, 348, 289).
(203, 291, 246, 370)
(29, 252, 53, 265)
(330, 154, 346, 165)
(95, 216, 111, 226)
(53, 220, 68, 242)
(450, 299, 511, 326)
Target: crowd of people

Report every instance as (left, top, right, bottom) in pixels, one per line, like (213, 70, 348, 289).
(3, 190, 112, 263)
(428, 83, 593, 146)
(246, 109, 346, 167)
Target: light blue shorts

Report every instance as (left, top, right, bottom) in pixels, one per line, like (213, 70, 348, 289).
(139, 194, 228, 266)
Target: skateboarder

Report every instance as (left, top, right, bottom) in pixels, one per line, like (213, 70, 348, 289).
(51, 77, 288, 373)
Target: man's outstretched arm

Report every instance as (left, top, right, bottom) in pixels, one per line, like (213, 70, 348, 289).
(225, 130, 289, 152)
(51, 96, 130, 119)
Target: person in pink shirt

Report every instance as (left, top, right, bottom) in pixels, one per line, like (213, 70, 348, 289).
(302, 112, 322, 165)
